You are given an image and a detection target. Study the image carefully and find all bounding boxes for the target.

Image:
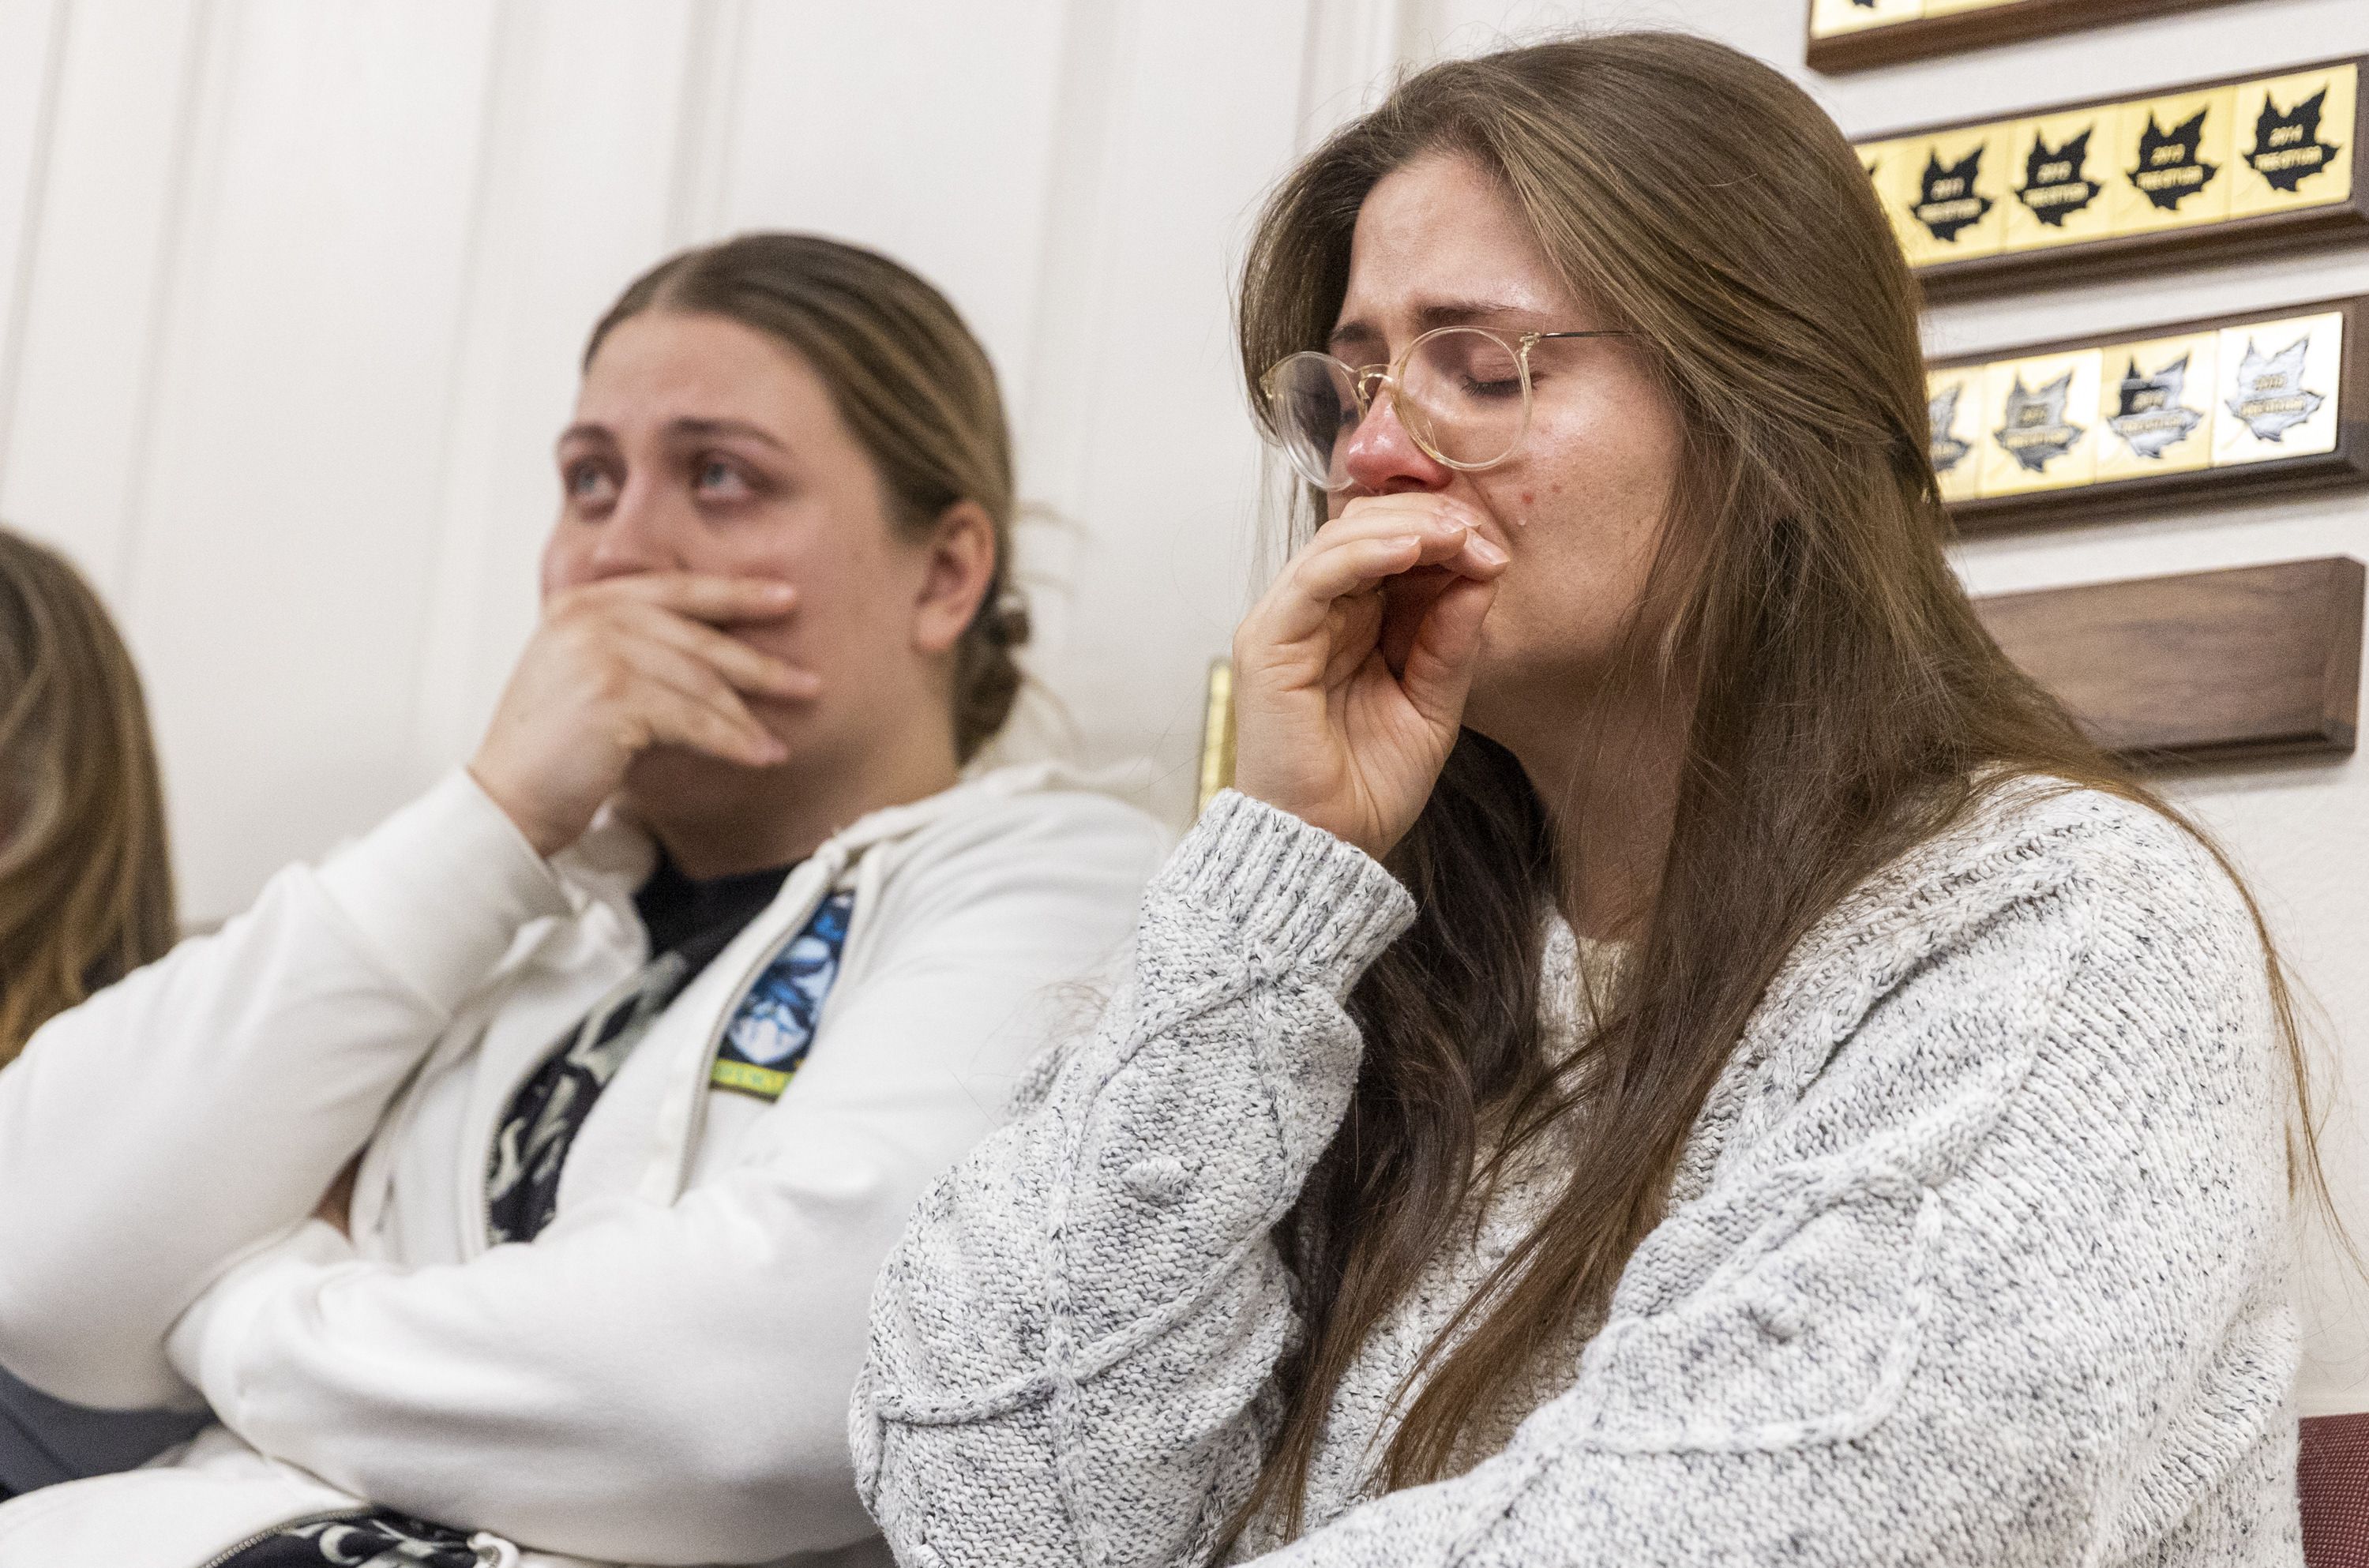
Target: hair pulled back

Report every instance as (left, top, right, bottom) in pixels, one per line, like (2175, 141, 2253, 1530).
(0, 529, 176, 1063)
(588, 233, 1027, 762)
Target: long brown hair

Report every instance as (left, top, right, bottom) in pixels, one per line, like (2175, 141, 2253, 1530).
(1233, 32, 2333, 1533)
(0, 528, 176, 1063)
(588, 233, 1028, 762)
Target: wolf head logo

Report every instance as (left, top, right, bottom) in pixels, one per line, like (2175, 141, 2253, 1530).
(2015, 126, 2103, 227)
(2225, 336, 2326, 442)
(2105, 354, 2203, 460)
(1992, 371, 2086, 474)
(2245, 87, 2342, 194)
(1915, 147, 1994, 241)
(2129, 107, 2220, 212)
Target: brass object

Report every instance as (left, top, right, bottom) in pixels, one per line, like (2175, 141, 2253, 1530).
(1195, 657, 1236, 816)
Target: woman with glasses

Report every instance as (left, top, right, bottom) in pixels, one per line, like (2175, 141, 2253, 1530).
(854, 34, 2318, 1566)
(0, 234, 1166, 1568)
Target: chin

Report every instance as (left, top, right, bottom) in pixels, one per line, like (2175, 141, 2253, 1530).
(621, 745, 790, 823)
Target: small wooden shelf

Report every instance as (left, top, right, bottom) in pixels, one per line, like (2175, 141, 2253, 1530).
(1973, 557, 2364, 766)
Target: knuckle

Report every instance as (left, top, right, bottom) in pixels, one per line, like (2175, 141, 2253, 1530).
(590, 658, 636, 703)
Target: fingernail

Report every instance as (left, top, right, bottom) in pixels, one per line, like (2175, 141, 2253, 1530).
(761, 580, 796, 601)
(1469, 535, 1509, 567)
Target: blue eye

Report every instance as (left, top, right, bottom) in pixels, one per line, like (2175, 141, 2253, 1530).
(564, 461, 618, 506)
(696, 456, 755, 498)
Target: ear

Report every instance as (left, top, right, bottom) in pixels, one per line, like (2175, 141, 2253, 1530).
(910, 500, 999, 658)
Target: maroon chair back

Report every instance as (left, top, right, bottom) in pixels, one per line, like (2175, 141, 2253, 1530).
(2304, 1412, 2369, 1566)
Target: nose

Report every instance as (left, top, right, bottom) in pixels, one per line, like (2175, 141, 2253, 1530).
(576, 480, 687, 584)
(1338, 384, 1453, 496)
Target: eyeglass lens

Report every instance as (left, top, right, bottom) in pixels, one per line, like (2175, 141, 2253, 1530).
(1269, 327, 1531, 490)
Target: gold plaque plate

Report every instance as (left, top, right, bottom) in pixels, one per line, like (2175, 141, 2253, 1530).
(2230, 63, 2357, 219)
(2095, 332, 2220, 481)
(1809, 0, 1922, 38)
(1928, 366, 1985, 503)
(1887, 124, 2011, 265)
(2002, 109, 2119, 252)
(2213, 310, 2345, 467)
(2109, 88, 2236, 234)
(1979, 351, 2103, 496)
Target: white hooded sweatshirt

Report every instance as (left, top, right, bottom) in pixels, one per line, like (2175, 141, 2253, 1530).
(0, 764, 1167, 1568)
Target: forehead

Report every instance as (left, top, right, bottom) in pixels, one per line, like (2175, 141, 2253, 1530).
(576, 309, 826, 422)
(1335, 150, 1583, 337)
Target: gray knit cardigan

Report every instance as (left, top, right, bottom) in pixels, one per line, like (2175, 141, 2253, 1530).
(852, 782, 2303, 1566)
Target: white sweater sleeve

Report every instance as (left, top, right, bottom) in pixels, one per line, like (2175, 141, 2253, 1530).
(163, 793, 1169, 1566)
(854, 790, 2299, 1567)
(0, 771, 566, 1408)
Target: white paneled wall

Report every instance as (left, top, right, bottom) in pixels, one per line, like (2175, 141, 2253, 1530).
(0, 0, 1331, 917)
(2, 0, 2363, 1411)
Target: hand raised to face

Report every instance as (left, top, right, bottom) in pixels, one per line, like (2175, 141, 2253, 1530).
(468, 572, 820, 858)
(1230, 495, 1507, 861)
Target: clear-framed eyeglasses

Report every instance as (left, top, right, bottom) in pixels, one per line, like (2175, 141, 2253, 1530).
(1260, 324, 1639, 493)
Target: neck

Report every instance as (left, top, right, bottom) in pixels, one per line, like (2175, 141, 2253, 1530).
(1489, 684, 1688, 942)
(630, 718, 963, 881)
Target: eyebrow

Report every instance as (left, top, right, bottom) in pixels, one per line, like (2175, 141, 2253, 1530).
(1327, 298, 1541, 353)
(554, 417, 790, 453)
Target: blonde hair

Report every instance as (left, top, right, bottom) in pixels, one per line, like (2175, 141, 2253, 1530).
(588, 234, 1028, 763)
(0, 529, 176, 1063)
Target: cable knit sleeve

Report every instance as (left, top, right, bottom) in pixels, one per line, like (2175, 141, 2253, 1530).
(851, 790, 1414, 1566)
(858, 786, 2301, 1568)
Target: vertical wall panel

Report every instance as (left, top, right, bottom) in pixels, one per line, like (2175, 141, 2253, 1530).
(0, 0, 207, 591)
(1009, 0, 1314, 820)
(118, 0, 500, 913)
(0, 0, 66, 466)
(408, 0, 705, 775)
(711, 0, 1070, 416)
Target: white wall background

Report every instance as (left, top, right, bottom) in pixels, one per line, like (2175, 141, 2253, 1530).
(1, 0, 2363, 1412)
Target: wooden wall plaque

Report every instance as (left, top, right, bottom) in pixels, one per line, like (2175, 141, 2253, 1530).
(1808, 0, 2236, 75)
(1857, 58, 2367, 300)
(1974, 557, 2364, 765)
(1930, 296, 2369, 533)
